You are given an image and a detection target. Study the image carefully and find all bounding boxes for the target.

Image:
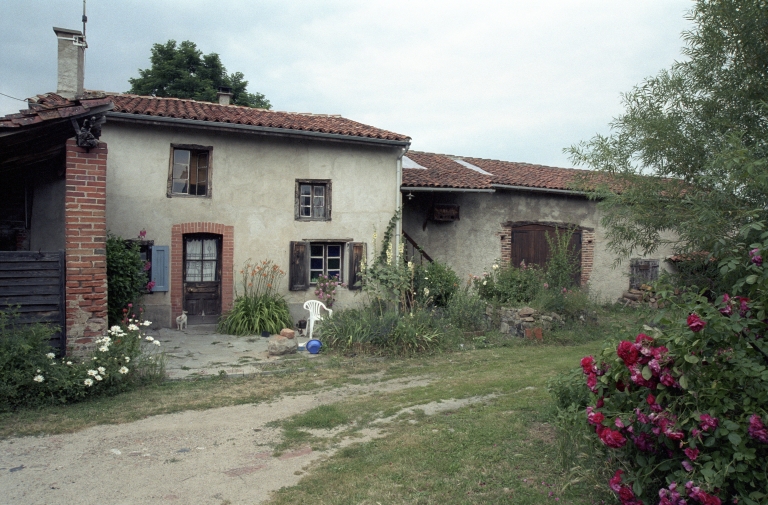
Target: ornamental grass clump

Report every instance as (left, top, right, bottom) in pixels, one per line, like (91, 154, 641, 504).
(0, 308, 163, 411)
(565, 224, 768, 505)
(218, 259, 292, 335)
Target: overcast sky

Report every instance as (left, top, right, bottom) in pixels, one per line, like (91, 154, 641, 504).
(1, 0, 693, 168)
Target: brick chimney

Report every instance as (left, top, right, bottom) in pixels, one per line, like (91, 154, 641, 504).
(217, 87, 233, 106)
(53, 27, 85, 99)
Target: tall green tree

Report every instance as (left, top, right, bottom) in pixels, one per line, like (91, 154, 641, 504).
(567, 0, 768, 262)
(128, 40, 271, 109)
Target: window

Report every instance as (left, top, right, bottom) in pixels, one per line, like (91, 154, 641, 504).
(310, 243, 342, 284)
(184, 236, 220, 282)
(629, 259, 659, 289)
(169, 145, 212, 197)
(289, 241, 365, 291)
(295, 180, 331, 220)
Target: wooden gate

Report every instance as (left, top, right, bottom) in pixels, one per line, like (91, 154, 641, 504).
(0, 251, 66, 354)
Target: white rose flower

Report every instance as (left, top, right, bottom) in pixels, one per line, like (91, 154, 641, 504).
(128, 324, 140, 332)
(109, 325, 122, 333)
(87, 369, 97, 376)
(46, 352, 55, 359)
(99, 346, 109, 352)
(97, 367, 106, 373)
(153, 340, 161, 346)
(33, 375, 44, 383)
(145, 336, 154, 342)
(142, 320, 152, 326)
(119, 366, 129, 374)
(84, 378, 93, 386)
(95, 375, 103, 381)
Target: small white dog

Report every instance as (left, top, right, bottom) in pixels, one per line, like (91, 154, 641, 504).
(176, 311, 188, 331)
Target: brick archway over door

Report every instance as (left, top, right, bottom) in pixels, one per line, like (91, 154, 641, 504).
(171, 223, 234, 321)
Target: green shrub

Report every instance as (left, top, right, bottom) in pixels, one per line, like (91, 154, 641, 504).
(474, 262, 544, 304)
(218, 259, 293, 335)
(444, 286, 488, 332)
(547, 367, 591, 411)
(321, 303, 400, 353)
(322, 303, 455, 356)
(534, 286, 594, 321)
(544, 227, 580, 289)
(412, 260, 460, 308)
(0, 311, 164, 411)
(107, 233, 148, 326)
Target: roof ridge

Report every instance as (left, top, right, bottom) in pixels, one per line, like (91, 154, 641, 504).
(105, 92, 343, 117)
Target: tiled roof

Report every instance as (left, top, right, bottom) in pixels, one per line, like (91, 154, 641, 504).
(107, 94, 410, 142)
(402, 151, 611, 193)
(0, 93, 113, 128)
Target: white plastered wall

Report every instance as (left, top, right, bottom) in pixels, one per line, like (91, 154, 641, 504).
(102, 121, 400, 327)
(402, 189, 676, 303)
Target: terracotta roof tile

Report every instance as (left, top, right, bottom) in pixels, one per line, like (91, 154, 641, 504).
(0, 93, 112, 128)
(403, 151, 612, 192)
(107, 94, 410, 142)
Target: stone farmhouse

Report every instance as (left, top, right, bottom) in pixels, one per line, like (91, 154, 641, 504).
(0, 26, 670, 354)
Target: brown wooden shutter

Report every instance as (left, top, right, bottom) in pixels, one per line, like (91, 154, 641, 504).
(347, 242, 366, 290)
(289, 241, 309, 291)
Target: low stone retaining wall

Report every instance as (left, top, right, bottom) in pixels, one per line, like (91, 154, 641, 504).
(487, 306, 565, 340)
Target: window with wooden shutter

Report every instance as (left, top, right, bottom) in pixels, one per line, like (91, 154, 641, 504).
(347, 242, 366, 290)
(289, 241, 310, 290)
(629, 259, 659, 289)
(151, 246, 169, 292)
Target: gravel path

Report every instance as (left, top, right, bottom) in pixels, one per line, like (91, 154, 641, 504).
(0, 377, 438, 505)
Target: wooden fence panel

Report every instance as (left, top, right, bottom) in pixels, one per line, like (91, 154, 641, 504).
(0, 251, 66, 354)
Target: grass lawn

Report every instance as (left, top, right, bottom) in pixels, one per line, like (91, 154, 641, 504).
(1, 307, 650, 504)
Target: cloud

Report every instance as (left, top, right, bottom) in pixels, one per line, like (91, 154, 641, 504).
(0, 0, 692, 167)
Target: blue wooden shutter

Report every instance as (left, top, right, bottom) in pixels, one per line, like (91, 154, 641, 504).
(151, 246, 169, 292)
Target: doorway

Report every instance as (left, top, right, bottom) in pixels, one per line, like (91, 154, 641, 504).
(183, 233, 222, 325)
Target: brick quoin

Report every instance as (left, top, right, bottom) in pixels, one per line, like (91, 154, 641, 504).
(170, 222, 234, 320)
(64, 139, 108, 356)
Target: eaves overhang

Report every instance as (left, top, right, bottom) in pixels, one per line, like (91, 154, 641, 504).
(106, 112, 412, 149)
(400, 186, 496, 193)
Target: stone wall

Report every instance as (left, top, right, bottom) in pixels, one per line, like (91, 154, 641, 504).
(489, 305, 565, 340)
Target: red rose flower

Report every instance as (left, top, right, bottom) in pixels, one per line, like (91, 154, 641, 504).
(600, 428, 627, 448)
(687, 313, 706, 332)
(617, 341, 640, 367)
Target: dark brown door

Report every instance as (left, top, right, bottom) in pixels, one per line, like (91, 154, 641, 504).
(183, 234, 222, 324)
(510, 224, 582, 286)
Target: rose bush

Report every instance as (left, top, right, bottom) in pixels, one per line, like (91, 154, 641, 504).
(576, 225, 768, 504)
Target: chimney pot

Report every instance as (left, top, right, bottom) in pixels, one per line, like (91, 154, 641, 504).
(53, 27, 85, 100)
(217, 87, 233, 106)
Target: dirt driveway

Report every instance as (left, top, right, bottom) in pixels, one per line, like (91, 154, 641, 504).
(0, 372, 494, 505)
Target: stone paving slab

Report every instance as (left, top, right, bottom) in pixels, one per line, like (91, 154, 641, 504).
(147, 324, 319, 380)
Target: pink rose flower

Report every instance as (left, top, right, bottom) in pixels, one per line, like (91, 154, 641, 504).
(748, 414, 768, 443)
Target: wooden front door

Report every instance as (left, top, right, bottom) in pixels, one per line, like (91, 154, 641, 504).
(183, 234, 222, 324)
(510, 224, 582, 286)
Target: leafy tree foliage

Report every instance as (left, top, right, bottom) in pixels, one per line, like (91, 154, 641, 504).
(567, 0, 768, 262)
(128, 40, 271, 109)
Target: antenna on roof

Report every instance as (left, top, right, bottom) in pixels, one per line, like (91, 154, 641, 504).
(82, 0, 87, 40)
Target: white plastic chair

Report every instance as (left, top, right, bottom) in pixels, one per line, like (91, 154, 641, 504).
(303, 300, 332, 340)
